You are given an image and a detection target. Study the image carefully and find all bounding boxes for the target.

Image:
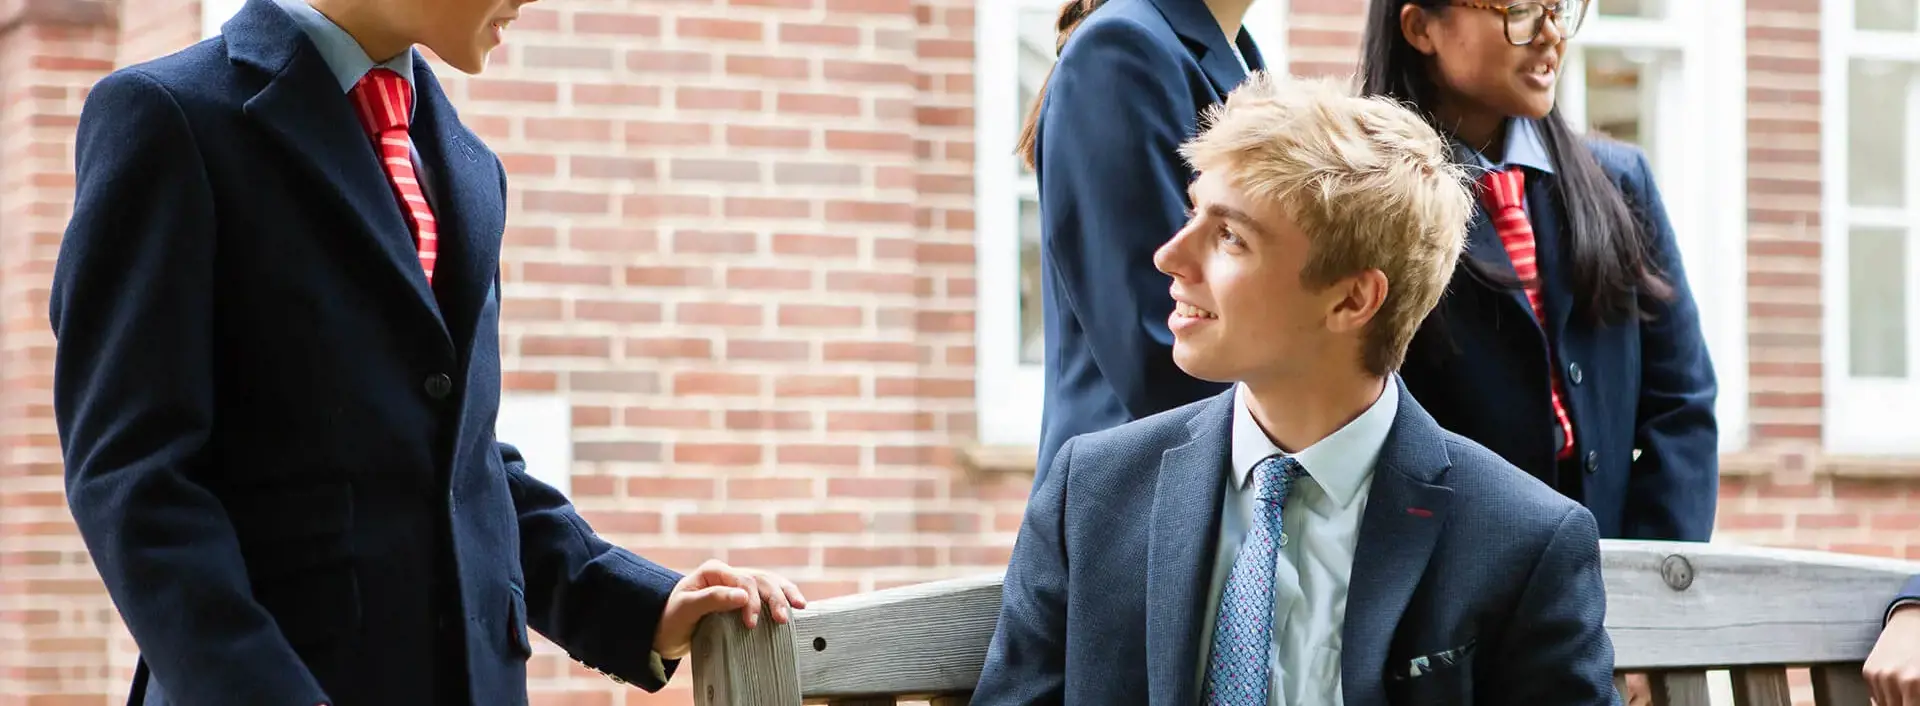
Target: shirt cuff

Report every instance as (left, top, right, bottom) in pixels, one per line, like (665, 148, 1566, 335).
(1886, 598, 1920, 626)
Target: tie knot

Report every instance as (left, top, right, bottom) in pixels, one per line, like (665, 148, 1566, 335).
(349, 68, 413, 136)
(1477, 167, 1526, 211)
(1253, 455, 1308, 504)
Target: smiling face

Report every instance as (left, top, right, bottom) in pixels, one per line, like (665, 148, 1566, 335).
(1153, 169, 1357, 387)
(411, 0, 530, 74)
(1163, 72, 1473, 382)
(1401, 2, 1574, 122)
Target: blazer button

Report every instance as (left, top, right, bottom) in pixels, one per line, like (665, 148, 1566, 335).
(1567, 362, 1584, 386)
(424, 373, 453, 400)
(1585, 450, 1599, 473)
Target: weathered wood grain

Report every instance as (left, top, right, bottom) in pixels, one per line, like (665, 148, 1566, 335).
(789, 573, 1003, 699)
(1602, 540, 1914, 670)
(1729, 666, 1791, 706)
(1648, 670, 1710, 706)
(693, 606, 801, 706)
(691, 540, 1918, 702)
(1810, 663, 1872, 706)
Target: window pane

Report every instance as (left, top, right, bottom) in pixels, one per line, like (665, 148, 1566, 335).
(1848, 59, 1910, 208)
(1579, 47, 1663, 165)
(1017, 6, 1055, 178)
(1856, 0, 1918, 31)
(1019, 197, 1046, 365)
(1849, 227, 1909, 379)
(1597, 0, 1662, 18)
(1017, 6, 1054, 364)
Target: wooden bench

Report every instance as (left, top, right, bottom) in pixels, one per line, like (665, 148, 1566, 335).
(692, 539, 1918, 705)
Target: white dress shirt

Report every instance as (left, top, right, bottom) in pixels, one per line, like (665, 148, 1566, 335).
(1195, 378, 1400, 705)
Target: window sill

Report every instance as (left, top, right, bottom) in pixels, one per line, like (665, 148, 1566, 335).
(954, 443, 1038, 478)
(1713, 450, 1920, 480)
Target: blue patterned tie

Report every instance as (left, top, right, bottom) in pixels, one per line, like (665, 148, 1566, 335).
(1204, 454, 1308, 705)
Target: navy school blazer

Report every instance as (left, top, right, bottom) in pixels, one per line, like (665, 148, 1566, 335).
(1399, 137, 1719, 541)
(49, 1, 678, 704)
(979, 382, 1617, 705)
(1030, 0, 1264, 480)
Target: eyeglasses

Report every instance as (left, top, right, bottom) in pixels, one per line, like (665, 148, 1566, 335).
(1447, 0, 1590, 46)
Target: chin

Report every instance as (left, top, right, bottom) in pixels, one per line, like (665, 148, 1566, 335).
(1171, 347, 1232, 384)
(1517, 92, 1557, 119)
(444, 51, 490, 75)
(425, 40, 492, 75)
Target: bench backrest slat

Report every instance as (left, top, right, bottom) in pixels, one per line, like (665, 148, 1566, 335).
(1649, 670, 1711, 706)
(1811, 664, 1872, 706)
(692, 540, 1916, 704)
(1729, 666, 1791, 706)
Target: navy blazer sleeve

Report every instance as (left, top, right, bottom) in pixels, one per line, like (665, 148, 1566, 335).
(486, 161, 682, 688)
(1039, 19, 1223, 421)
(502, 441, 682, 688)
(1495, 506, 1618, 705)
(49, 70, 331, 705)
(1888, 574, 1920, 624)
(974, 436, 1075, 704)
(1619, 149, 1719, 541)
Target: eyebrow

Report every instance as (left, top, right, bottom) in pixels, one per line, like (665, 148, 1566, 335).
(1206, 203, 1270, 240)
(1186, 177, 1271, 240)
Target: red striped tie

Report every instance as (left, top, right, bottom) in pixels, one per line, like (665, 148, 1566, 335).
(348, 68, 437, 284)
(1480, 168, 1576, 460)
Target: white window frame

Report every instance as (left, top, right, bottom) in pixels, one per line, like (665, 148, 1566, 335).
(1558, 0, 1751, 453)
(202, 0, 245, 38)
(1821, 1, 1920, 455)
(974, 0, 1289, 446)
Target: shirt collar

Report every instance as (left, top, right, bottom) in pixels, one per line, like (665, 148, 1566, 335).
(1450, 117, 1555, 175)
(1229, 377, 1399, 508)
(270, 0, 416, 103)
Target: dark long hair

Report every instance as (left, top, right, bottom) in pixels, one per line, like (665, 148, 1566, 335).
(1359, 0, 1673, 324)
(1015, 0, 1111, 170)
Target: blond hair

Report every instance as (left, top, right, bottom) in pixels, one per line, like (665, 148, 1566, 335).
(1180, 72, 1474, 375)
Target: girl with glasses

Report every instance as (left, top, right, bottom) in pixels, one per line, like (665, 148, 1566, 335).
(1360, 0, 1719, 546)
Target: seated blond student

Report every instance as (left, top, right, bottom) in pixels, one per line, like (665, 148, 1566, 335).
(974, 73, 1617, 706)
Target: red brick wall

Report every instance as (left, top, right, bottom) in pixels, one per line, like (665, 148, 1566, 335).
(437, 0, 1027, 701)
(0, 4, 127, 703)
(1744, 0, 1825, 446)
(116, 0, 200, 67)
(0, 0, 1915, 705)
(1287, 0, 1365, 80)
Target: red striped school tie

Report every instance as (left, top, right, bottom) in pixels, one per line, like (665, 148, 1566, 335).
(1480, 168, 1576, 460)
(348, 68, 437, 284)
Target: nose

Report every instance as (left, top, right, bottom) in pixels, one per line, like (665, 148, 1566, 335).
(1153, 221, 1195, 280)
(1536, 8, 1566, 45)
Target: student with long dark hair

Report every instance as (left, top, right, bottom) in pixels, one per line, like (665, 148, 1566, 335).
(1021, 0, 1267, 482)
(1358, 0, 1718, 542)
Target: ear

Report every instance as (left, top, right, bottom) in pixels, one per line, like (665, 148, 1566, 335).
(1326, 269, 1390, 335)
(1400, 4, 1439, 56)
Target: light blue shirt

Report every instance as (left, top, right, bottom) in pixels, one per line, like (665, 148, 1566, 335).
(269, 0, 415, 107)
(265, 0, 440, 211)
(1453, 116, 1556, 176)
(1196, 378, 1400, 704)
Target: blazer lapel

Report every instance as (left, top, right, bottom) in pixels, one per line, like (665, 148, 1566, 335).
(1526, 172, 1577, 345)
(408, 56, 504, 358)
(226, 0, 450, 345)
(1341, 380, 1455, 706)
(1145, 390, 1233, 706)
(1463, 206, 1537, 321)
(1143, 0, 1249, 94)
(1234, 30, 1266, 73)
